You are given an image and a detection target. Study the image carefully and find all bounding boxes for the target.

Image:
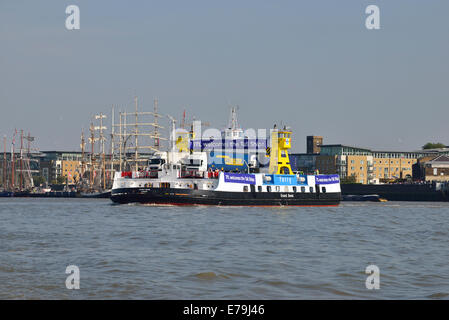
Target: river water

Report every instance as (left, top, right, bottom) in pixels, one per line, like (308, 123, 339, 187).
(0, 198, 448, 299)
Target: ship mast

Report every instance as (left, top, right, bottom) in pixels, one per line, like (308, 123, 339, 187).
(11, 129, 16, 190)
(153, 99, 160, 150)
(88, 122, 97, 189)
(115, 96, 166, 172)
(19, 130, 23, 190)
(135, 96, 139, 172)
(94, 113, 107, 190)
(110, 105, 115, 186)
(80, 130, 86, 184)
(228, 106, 239, 130)
(3, 135, 6, 189)
(123, 109, 127, 170)
(119, 110, 123, 172)
(23, 132, 35, 189)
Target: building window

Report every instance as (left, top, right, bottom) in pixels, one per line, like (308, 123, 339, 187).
(301, 186, 305, 193)
(258, 186, 262, 192)
(293, 186, 297, 192)
(243, 186, 248, 192)
(309, 187, 314, 193)
(267, 186, 271, 192)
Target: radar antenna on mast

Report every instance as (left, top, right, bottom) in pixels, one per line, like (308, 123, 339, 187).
(227, 106, 240, 130)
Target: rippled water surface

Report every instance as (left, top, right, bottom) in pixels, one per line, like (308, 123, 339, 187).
(0, 198, 448, 299)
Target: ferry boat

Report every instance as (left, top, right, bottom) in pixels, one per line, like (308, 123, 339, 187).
(110, 125, 341, 206)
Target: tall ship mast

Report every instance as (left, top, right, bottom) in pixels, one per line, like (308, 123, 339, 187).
(115, 96, 166, 173)
(1, 130, 38, 193)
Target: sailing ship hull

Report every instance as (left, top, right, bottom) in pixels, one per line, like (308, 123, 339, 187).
(110, 187, 341, 206)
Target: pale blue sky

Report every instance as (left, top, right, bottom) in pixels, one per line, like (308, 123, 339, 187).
(1, 0, 448, 152)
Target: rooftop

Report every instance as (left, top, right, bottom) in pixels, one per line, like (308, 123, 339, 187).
(428, 155, 449, 163)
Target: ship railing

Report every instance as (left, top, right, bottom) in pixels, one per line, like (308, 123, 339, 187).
(121, 171, 132, 178)
(121, 170, 159, 179)
(180, 170, 205, 179)
(137, 170, 159, 179)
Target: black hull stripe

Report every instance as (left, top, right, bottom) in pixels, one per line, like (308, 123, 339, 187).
(111, 187, 341, 206)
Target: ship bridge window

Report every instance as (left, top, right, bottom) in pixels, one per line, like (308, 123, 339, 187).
(148, 159, 164, 165)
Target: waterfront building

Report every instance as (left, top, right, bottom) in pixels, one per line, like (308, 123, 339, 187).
(291, 137, 449, 184)
(290, 153, 317, 173)
(306, 136, 323, 154)
(38, 151, 83, 184)
(319, 144, 449, 184)
(413, 155, 449, 182)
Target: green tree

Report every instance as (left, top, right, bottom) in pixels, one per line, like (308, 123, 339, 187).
(56, 176, 66, 184)
(340, 175, 358, 184)
(33, 176, 46, 186)
(422, 142, 446, 150)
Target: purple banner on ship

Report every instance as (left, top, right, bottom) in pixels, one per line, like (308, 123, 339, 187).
(224, 173, 256, 185)
(315, 174, 340, 184)
(190, 139, 267, 150)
